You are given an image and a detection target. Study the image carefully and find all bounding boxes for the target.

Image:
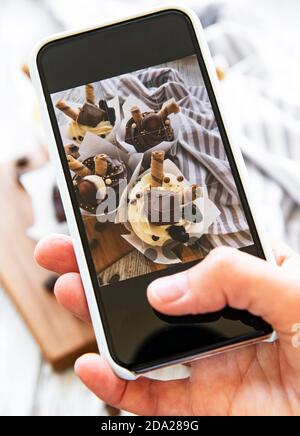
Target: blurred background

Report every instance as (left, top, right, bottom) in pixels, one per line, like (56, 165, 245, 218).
(0, 0, 299, 416)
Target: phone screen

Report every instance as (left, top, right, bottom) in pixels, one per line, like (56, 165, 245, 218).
(38, 10, 272, 372)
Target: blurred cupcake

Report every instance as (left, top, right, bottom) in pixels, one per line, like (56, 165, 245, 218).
(67, 153, 128, 216)
(125, 99, 180, 152)
(56, 83, 116, 143)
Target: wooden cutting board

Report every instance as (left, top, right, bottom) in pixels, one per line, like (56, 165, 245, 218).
(83, 217, 134, 274)
(0, 160, 97, 371)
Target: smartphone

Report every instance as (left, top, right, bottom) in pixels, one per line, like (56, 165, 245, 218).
(31, 5, 275, 380)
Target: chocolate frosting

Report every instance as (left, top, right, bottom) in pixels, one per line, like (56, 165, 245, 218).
(167, 225, 189, 243)
(141, 113, 164, 132)
(74, 156, 128, 214)
(125, 111, 174, 152)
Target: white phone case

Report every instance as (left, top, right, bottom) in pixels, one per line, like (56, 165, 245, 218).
(30, 4, 276, 381)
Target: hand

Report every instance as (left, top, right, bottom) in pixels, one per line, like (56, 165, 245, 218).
(35, 235, 300, 416)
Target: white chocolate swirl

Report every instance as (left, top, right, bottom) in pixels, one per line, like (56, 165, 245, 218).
(68, 120, 113, 141)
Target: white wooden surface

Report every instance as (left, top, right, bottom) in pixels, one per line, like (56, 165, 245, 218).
(0, 0, 108, 416)
(0, 0, 298, 416)
(0, 0, 190, 416)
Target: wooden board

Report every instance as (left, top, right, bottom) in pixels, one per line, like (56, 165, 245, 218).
(84, 213, 203, 278)
(150, 245, 204, 273)
(0, 161, 97, 371)
(83, 217, 133, 274)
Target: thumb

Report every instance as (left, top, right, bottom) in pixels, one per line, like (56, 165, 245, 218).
(147, 246, 300, 336)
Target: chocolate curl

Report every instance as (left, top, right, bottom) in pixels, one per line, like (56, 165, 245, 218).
(67, 155, 91, 177)
(131, 106, 143, 127)
(85, 84, 96, 105)
(94, 154, 108, 177)
(151, 150, 165, 187)
(56, 100, 79, 121)
(180, 184, 203, 205)
(157, 99, 180, 120)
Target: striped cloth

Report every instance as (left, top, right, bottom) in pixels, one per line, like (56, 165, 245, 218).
(98, 64, 253, 251)
(51, 0, 300, 255)
(205, 12, 300, 253)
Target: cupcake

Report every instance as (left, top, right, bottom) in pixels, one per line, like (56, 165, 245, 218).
(67, 153, 128, 215)
(56, 84, 116, 143)
(127, 151, 202, 247)
(125, 99, 180, 152)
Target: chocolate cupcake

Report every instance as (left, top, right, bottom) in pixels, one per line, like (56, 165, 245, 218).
(125, 100, 180, 152)
(68, 154, 128, 214)
(56, 84, 116, 143)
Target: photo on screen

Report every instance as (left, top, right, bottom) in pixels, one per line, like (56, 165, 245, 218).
(51, 54, 254, 286)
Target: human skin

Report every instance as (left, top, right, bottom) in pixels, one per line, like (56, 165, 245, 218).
(35, 235, 300, 416)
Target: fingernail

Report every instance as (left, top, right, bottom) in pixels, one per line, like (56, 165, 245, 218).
(148, 272, 188, 304)
(74, 356, 84, 374)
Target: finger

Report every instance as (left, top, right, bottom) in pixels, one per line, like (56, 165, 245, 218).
(54, 273, 90, 322)
(147, 246, 300, 335)
(34, 234, 79, 274)
(75, 354, 191, 416)
(271, 239, 297, 267)
(272, 242, 300, 272)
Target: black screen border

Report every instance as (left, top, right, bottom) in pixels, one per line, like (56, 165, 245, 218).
(36, 9, 273, 372)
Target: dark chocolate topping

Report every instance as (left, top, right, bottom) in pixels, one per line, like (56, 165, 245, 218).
(99, 100, 116, 126)
(103, 157, 127, 188)
(146, 188, 182, 226)
(167, 225, 189, 243)
(78, 179, 98, 207)
(77, 103, 106, 127)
